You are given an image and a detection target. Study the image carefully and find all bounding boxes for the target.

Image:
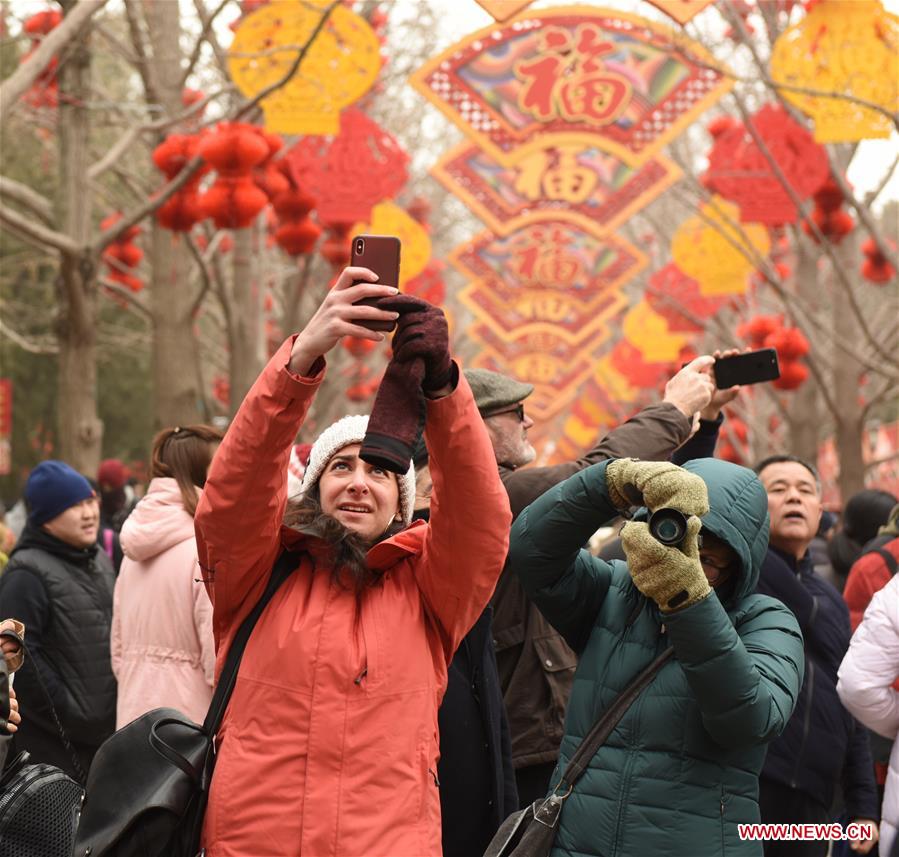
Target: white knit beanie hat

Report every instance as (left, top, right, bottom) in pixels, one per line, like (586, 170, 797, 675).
(299, 414, 416, 526)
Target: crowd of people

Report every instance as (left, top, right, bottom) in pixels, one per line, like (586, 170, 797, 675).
(0, 268, 897, 857)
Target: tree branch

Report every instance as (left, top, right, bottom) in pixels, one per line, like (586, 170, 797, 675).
(0, 203, 79, 254)
(0, 317, 59, 354)
(192, 0, 231, 77)
(0, 0, 110, 124)
(181, 0, 232, 88)
(0, 175, 54, 225)
(98, 277, 152, 317)
(865, 152, 899, 208)
(122, 0, 161, 108)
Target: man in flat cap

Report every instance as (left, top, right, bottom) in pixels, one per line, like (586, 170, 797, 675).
(464, 358, 720, 807)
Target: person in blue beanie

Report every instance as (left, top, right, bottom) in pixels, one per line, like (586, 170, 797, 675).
(0, 460, 116, 780)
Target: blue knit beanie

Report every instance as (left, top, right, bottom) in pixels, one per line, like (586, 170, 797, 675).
(25, 460, 95, 527)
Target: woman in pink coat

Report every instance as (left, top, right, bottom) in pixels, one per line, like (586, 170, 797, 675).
(111, 424, 222, 728)
(195, 268, 512, 857)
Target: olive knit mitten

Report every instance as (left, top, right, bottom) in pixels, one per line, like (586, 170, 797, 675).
(605, 459, 710, 517)
(620, 515, 711, 612)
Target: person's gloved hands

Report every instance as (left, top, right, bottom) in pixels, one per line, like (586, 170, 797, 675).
(605, 459, 709, 517)
(377, 295, 452, 392)
(621, 515, 711, 612)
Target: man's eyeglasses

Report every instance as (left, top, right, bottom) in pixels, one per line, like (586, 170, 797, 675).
(485, 403, 525, 422)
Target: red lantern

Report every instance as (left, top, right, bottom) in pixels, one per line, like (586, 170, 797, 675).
(320, 223, 353, 269)
(765, 327, 810, 361)
(802, 176, 855, 244)
(198, 178, 269, 230)
(275, 220, 322, 256)
(609, 340, 670, 389)
(737, 314, 783, 347)
(773, 361, 809, 390)
(199, 123, 270, 174)
(152, 134, 206, 232)
(212, 375, 230, 407)
(860, 237, 896, 284)
(645, 264, 727, 333)
(101, 212, 143, 292)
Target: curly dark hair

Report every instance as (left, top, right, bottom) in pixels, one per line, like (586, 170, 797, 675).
(284, 485, 406, 596)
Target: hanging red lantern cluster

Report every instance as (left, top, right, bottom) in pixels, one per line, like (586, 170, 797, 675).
(342, 362, 380, 403)
(801, 176, 854, 244)
(100, 213, 143, 292)
(705, 105, 830, 226)
(718, 411, 749, 464)
(198, 122, 271, 229)
(20, 8, 62, 109)
(271, 166, 321, 257)
(860, 237, 896, 284)
(320, 223, 354, 269)
(342, 337, 377, 358)
(738, 315, 810, 390)
(645, 263, 728, 333)
(152, 134, 206, 232)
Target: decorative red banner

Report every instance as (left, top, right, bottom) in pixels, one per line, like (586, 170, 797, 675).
(411, 6, 734, 166)
(450, 221, 643, 339)
(431, 140, 681, 238)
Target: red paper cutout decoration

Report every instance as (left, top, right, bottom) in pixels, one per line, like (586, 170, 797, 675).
(101, 213, 143, 293)
(198, 123, 270, 229)
(861, 237, 896, 284)
(609, 340, 671, 388)
(152, 134, 206, 232)
(285, 109, 409, 227)
(405, 260, 447, 306)
(705, 105, 830, 225)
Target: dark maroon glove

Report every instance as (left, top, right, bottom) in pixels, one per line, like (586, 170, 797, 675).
(377, 295, 452, 392)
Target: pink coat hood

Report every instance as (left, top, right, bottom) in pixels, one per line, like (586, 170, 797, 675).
(121, 478, 196, 561)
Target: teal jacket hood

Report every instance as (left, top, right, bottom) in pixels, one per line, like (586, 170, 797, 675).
(681, 457, 770, 601)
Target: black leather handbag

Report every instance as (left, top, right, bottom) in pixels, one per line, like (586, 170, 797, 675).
(483, 647, 674, 857)
(73, 550, 298, 857)
(0, 628, 84, 857)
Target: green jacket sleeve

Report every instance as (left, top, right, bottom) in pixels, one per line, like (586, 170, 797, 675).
(664, 591, 805, 749)
(508, 461, 620, 653)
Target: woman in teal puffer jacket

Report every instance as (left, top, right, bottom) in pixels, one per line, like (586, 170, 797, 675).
(508, 457, 804, 857)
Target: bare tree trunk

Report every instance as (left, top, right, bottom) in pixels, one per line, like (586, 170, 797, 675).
(228, 226, 265, 413)
(788, 236, 821, 462)
(831, 232, 866, 502)
(144, 0, 203, 429)
(56, 19, 102, 473)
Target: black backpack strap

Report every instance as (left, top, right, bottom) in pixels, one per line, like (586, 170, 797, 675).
(203, 549, 299, 735)
(871, 548, 898, 577)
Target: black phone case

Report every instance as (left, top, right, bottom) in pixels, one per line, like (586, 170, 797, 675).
(714, 348, 780, 388)
(351, 235, 401, 332)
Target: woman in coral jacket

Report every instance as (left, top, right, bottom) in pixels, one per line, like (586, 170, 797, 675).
(111, 424, 222, 728)
(838, 572, 899, 857)
(194, 267, 512, 857)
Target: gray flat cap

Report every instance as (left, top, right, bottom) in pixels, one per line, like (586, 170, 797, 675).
(464, 368, 534, 415)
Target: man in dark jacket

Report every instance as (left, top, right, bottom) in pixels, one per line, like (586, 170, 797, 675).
(0, 461, 116, 781)
(755, 455, 879, 855)
(465, 356, 717, 806)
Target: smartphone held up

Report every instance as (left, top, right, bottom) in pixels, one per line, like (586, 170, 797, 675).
(351, 234, 402, 332)
(713, 348, 780, 389)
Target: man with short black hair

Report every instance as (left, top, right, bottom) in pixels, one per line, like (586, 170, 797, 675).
(0, 461, 116, 780)
(755, 454, 879, 855)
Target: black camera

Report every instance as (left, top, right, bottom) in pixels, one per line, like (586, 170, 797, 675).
(648, 508, 689, 546)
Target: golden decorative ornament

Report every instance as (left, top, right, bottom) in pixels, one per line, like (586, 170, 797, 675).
(229, 0, 381, 135)
(671, 197, 771, 296)
(770, 0, 899, 142)
(354, 202, 431, 285)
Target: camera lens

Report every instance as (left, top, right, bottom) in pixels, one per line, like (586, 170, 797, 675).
(648, 508, 688, 546)
(355, 239, 364, 255)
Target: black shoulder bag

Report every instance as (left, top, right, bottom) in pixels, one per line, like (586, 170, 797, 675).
(0, 627, 85, 857)
(483, 646, 674, 857)
(73, 549, 299, 857)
